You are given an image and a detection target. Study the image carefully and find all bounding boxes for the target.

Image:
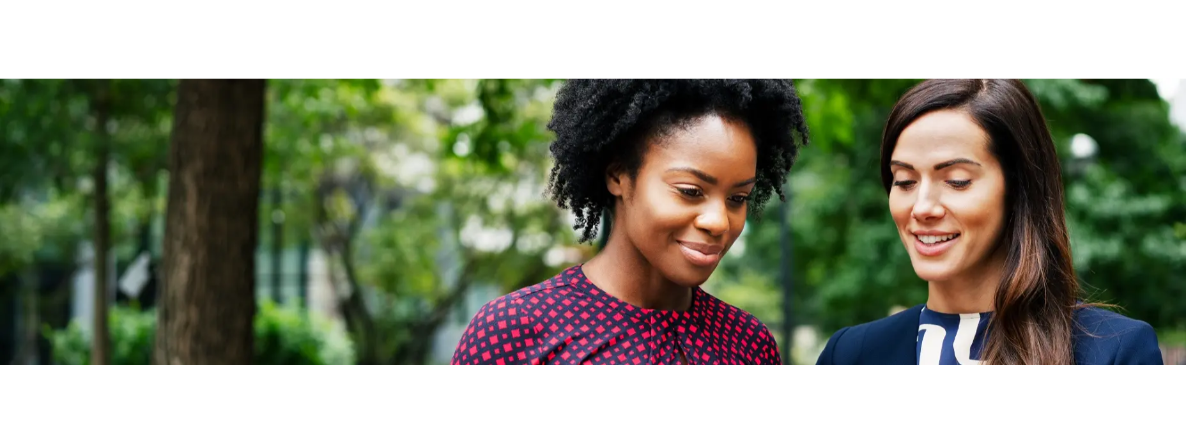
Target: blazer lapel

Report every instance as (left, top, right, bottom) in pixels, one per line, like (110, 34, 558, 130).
(864, 304, 923, 365)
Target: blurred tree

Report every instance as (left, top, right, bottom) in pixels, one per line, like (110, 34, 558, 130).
(155, 80, 265, 365)
(264, 79, 572, 363)
(0, 79, 173, 364)
(263, 79, 389, 363)
(1052, 80, 1186, 330)
(0, 80, 89, 364)
(356, 80, 571, 364)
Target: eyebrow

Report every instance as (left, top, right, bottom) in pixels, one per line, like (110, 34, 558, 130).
(889, 158, 982, 171)
(666, 167, 756, 187)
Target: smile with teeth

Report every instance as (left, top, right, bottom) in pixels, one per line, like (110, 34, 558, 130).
(916, 233, 959, 244)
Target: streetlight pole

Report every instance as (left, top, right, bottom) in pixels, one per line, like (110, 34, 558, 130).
(779, 182, 794, 365)
(271, 186, 284, 304)
(1070, 133, 1099, 172)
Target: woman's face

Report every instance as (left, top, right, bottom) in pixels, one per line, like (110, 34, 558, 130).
(887, 109, 1007, 284)
(609, 114, 757, 287)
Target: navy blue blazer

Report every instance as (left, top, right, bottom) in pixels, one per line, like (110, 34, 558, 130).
(816, 304, 1163, 365)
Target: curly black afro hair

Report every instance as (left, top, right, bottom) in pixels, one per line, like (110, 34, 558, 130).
(545, 80, 809, 243)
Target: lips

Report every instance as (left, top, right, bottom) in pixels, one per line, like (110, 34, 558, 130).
(677, 241, 723, 267)
(912, 231, 960, 257)
(678, 241, 723, 255)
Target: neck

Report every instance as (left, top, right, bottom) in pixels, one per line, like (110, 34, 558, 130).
(582, 228, 691, 312)
(926, 253, 1005, 314)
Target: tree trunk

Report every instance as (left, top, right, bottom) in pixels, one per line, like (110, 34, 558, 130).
(92, 80, 111, 365)
(155, 80, 266, 365)
(337, 244, 378, 364)
(271, 187, 282, 303)
(19, 266, 39, 365)
(136, 212, 158, 309)
(390, 260, 477, 364)
(314, 180, 380, 364)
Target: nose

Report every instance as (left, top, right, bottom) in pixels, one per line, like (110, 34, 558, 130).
(694, 200, 730, 237)
(911, 183, 946, 222)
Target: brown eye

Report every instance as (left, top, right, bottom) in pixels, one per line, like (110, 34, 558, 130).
(893, 180, 917, 190)
(678, 187, 702, 197)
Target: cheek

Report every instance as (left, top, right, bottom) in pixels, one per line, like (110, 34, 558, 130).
(726, 210, 747, 244)
(951, 188, 1006, 240)
(888, 193, 913, 227)
(984, 194, 1008, 241)
(635, 187, 688, 235)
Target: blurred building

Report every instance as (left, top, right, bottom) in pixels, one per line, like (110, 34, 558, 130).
(1171, 79, 1186, 129)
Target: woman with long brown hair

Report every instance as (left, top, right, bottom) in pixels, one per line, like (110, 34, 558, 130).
(817, 79, 1162, 365)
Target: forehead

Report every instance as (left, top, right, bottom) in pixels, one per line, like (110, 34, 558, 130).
(893, 109, 993, 164)
(642, 115, 757, 173)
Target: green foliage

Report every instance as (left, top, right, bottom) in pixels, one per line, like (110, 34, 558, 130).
(44, 304, 155, 365)
(1159, 329, 1186, 347)
(441, 79, 561, 172)
(260, 79, 413, 247)
(358, 204, 446, 300)
(1024, 79, 1108, 112)
(265, 79, 388, 183)
(44, 301, 354, 365)
(0, 203, 47, 276)
(254, 299, 355, 365)
(0, 79, 174, 281)
(0, 80, 90, 201)
(1049, 80, 1186, 329)
(0, 193, 87, 276)
(0, 79, 173, 201)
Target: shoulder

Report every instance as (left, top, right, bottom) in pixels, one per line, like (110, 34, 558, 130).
(1074, 305, 1153, 338)
(816, 304, 923, 365)
(697, 291, 782, 365)
(471, 268, 584, 318)
(1073, 306, 1163, 365)
(451, 272, 577, 365)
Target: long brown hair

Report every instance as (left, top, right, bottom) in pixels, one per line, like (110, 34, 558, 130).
(880, 79, 1080, 365)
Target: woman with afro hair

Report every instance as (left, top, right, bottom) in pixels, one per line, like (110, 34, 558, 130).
(452, 80, 809, 365)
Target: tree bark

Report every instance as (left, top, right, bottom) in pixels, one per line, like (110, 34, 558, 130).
(155, 80, 266, 365)
(92, 80, 111, 365)
(320, 205, 379, 365)
(394, 260, 477, 364)
(334, 224, 378, 364)
(314, 178, 381, 363)
(19, 266, 39, 365)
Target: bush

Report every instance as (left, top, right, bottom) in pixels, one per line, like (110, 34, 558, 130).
(44, 304, 155, 365)
(44, 300, 354, 365)
(254, 299, 355, 365)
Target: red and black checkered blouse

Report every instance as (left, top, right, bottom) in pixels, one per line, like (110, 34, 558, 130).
(451, 265, 781, 365)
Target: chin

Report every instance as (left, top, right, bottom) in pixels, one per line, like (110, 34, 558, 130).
(910, 263, 957, 283)
(665, 266, 714, 288)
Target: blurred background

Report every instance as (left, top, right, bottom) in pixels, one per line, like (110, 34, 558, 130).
(1, 79, 1183, 365)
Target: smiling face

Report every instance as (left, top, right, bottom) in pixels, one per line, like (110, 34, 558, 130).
(608, 114, 757, 287)
(887, 109, 1008, 284)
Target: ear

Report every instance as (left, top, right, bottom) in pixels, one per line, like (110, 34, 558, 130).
(606, 163, 628, 198)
